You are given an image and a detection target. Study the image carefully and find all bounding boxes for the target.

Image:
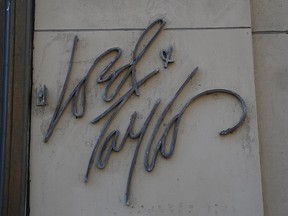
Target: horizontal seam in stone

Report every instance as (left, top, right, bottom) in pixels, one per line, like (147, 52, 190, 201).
(252, 30, 288, 35)
(34, 26, 251, 32)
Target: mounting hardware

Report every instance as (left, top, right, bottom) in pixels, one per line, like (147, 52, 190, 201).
(36, 85, 48, 106)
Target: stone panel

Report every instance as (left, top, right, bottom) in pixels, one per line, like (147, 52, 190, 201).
(35, 0, 251, 30)
(30, 29, 263, 216)
(251, 0, 288, 31)
(253, 35, 288, 216)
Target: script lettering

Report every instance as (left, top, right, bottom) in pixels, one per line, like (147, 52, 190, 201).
(44, 18, 247, 205)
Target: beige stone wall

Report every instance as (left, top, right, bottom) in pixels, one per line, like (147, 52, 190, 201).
(30, 1, 288, 215)
(251, 1, 288, 216)
(30, 1, 265, 216)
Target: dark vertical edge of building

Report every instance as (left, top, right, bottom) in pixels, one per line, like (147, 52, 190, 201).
(1, 0, 34, 215)
(0, 0, 5, 213)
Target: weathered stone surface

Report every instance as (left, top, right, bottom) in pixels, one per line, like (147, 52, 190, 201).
(30, 29, 263, 216)
(253, 35, 288, 216)
(251, 0, 288, 31)
(35, 0, 251, 30)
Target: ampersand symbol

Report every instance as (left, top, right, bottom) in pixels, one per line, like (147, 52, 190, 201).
(160, 46, 174, 69)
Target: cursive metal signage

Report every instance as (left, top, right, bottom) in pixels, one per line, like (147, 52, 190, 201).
(43, 18, 247, 205)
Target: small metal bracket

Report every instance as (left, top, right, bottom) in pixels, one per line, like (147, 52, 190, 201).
(36, 85, 48, 106)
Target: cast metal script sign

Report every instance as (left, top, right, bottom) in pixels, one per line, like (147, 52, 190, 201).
(43, 18, 247, 205)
